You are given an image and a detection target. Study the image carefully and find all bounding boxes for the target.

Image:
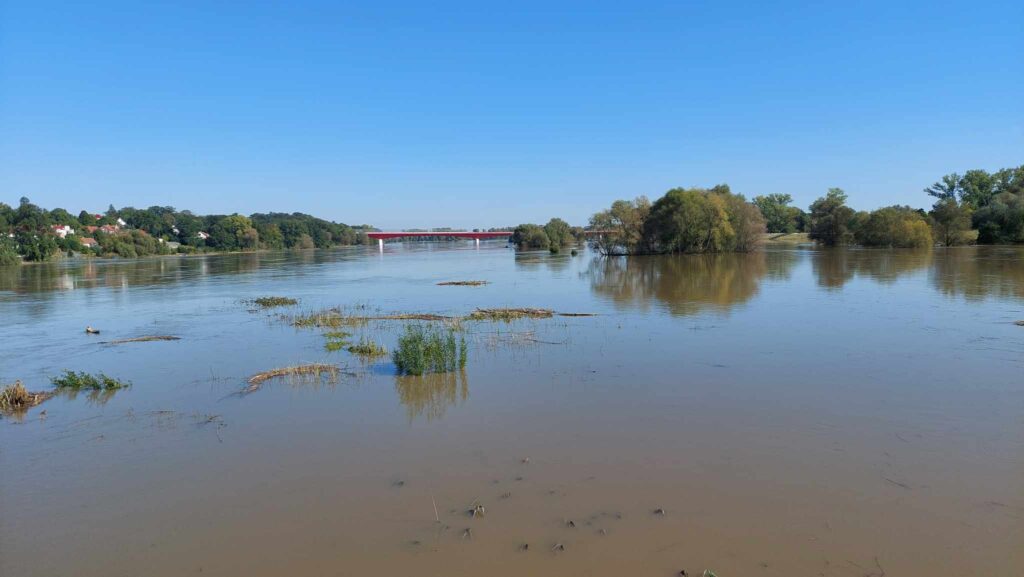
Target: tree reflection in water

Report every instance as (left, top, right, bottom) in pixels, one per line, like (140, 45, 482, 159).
(930, 246, 1024, 301)
(588, 251, 796, 316)
(811, 247, 933, 289)
(394, 369, 468, 421)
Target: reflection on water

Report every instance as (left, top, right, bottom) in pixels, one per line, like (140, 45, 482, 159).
(589, 251, 796, 316)
(810, 248, 933, 289)
(394, 370, 469, 421)
(931, 246, 1024, 301)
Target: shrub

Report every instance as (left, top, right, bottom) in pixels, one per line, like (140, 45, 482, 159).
(929, 198, 972, 246)
(393, 325, 467, 375)
(511, 224, 550, 250)
(51, 371, 131, 390)
(854, 206, 934, 248)
(973, 192, 1024, 244)
(347, 337, 388, 358)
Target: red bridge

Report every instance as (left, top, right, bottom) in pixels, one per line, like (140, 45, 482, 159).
(366, 230, 608, 250)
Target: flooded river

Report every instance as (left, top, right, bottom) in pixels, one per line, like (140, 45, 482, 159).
(2, 243, 1022, 576)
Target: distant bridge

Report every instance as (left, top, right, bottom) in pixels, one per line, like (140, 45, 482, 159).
(366, 230, 608, 250)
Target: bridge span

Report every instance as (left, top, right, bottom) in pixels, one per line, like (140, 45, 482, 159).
(366, 230, 608, 250)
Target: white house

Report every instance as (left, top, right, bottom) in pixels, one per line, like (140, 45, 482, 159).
(197, 231, 210, 240)
(51, 224, 75, 239)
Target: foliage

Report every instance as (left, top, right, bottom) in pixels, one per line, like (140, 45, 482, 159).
(753, 193, 805, 233)
(0, 237, 19, 266)
(808, 188, 856, 246)
(15, 231, 58, 261)
(393, 325, 467, 375)
(642, 186, 765, 254)
(929, 198, 973, 246)
(588, 196, 650, 255)
(853, 206, 933, 248)
(250, 296, 298, 308)
(511, 223, 550, 250)
(543, 218, 574, 248)
(51, 371, 131, 390)
(347, 337, 389, 358)
(974, 192, 1024, 244)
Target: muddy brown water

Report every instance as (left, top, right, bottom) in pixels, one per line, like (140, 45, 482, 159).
(2, 243, 1022, 576)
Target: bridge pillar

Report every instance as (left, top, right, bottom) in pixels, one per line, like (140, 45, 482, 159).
(475, 238, 480, 248)
(378, 238, 384, 251)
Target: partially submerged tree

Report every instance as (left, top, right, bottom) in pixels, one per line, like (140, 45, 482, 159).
(808, 188, 856, 246)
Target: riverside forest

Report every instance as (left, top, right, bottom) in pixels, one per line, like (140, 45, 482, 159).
(2, 164, 1022, 266)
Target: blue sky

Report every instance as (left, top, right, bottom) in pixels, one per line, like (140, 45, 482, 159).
(1, 1, 1021, 229)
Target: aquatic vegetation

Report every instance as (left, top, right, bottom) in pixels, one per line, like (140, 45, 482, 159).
(347, 338, 388, 358)
(245, 364, 339, 393)
(248, 296, 299, 308)
(322, 331, 352, 340)
(393, 325, 467, 375)
(106, 335, 181, 344)
(0, 381, 53, 413)
(293, 308, 452, 327)
(324, 339, 347, 352)
(466, 307, 554, 321)
(437, 280, 488, 286)
(51, 371, 131, 391)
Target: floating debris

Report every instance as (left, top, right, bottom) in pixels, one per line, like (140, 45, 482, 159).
(565, 519, 576, 528)
(0, 381, 53, 414)
(519, 543, 529, 552)
(653, 508, 667, 516)
(85, 326, 100, 334)
(461, 528, 473, 540)
(552, 543, 565, 552)
(437, 280, 488, 286)
(106, 335, 181, 345)
(1015, 320, 1024, 326)
(557, 312, 598, 317)
(469, 504, 486, 518)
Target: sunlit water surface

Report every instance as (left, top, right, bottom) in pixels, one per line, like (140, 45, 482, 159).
(2, 243, 1022, 576)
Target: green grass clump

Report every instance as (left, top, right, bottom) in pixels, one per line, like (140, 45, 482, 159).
(347, 338, 388, 358)
(324, 339, 347, 352)
(249, 296, 298, 308)
(51, 371, 131, 391)
(323, 331, 352, 339)
(293, 308, 365, 328)
(393, 325, 467, 375)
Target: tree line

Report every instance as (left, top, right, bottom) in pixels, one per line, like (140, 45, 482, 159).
(0, 199, 372, 265)
(585, 164, 1023, 255)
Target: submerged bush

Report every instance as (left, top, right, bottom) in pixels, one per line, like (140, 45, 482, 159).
(853, 206, 933, 248)
(250, 296, 298, 308)
(51, 371, 130, 390)
(347, 337, 388, 358)
(393, 325, 467, 375)
(0, 381, 52, 413)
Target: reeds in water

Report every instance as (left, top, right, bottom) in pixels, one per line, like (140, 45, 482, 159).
(393, 325, 467, 375)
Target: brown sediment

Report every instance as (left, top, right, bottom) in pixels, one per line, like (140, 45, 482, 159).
(245, 364, 339, 393)
(467, 308, 554, 321)
(0, 381, 53, 414)
(437, 280, 488, 286)
(106, 335, 181, 344)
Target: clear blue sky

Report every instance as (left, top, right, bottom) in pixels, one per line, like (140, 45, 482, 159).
(2, 1, 1021, 229)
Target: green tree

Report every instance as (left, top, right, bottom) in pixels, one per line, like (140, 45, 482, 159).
(543, 218, 573, 249)
(929, 198, 972, 246)
(753, 193, 801, 233)
(808, 188, 856, 246)
(974, 192, 1024, 244)
(588, 196, 650, 255)
(853, 206, 933, 248)
(16, 231, 58, 262)
(925, 174, 962, 201)
(959, 169, 995, 209)
(511, 224, 550, 250)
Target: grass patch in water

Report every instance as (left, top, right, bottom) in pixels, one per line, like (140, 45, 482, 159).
(437, 280, 488, 286)
(323, 331, 352, 340)
(51, 371, 131, 391)
(393, 325, 467, 375)
(249, 296, 299, 308)
(347, 338, 388, 358)
(466, 308, 554, 321)
(245, 364, 339, 394)
(324, 339, 347, 352)
(0, 381, 53, 414)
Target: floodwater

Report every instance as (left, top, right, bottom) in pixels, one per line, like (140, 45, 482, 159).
(1, 243, 1022, 576)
